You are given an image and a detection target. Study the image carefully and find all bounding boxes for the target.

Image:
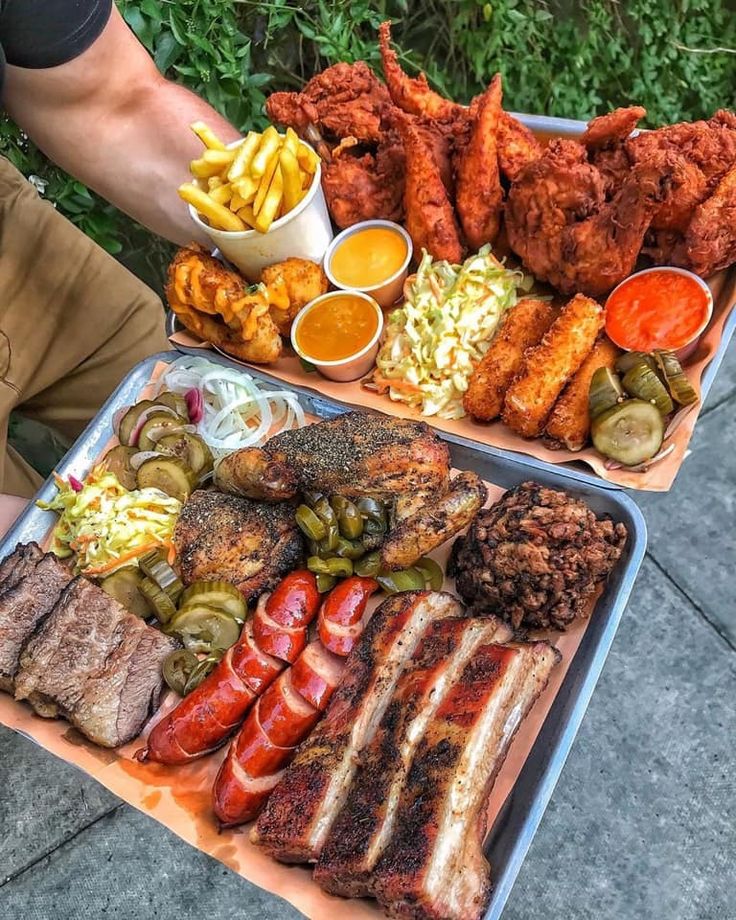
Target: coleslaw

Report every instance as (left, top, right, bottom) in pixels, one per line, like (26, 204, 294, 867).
(38, 468, 181, 575)
(373, 246, 528, 419)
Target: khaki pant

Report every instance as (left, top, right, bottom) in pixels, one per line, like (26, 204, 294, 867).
(0, 157, 170, 497)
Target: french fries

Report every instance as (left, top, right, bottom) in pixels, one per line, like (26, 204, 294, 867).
(179, 121, 319, 234)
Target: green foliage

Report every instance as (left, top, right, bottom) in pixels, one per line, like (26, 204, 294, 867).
(2, 0, 736, 286)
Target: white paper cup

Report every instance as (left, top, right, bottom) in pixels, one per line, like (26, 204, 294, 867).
(290, 291, 384, 382)
(188, 139, 334, 282)
(323, 220, 413, 308)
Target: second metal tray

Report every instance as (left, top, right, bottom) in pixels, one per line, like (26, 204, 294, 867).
(0, 352, 647, 920)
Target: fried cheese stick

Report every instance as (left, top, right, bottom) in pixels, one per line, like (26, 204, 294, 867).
(502, 294, 605, 438)
(545, 335, 620, 450)
(463, 298, 555, 422)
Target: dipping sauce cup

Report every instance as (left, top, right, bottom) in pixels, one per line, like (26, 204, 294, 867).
(605, 266, 713, 362)
(323, 220, 413, 309)
(291, 290, 384, 382)
(188, 139, 333, 282)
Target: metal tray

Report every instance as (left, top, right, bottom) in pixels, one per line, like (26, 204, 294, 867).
(0, 352, 647, 920)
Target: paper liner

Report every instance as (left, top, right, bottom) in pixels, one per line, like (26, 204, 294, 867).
(170, 266, 736, 492)
(0, 360, 614, 918)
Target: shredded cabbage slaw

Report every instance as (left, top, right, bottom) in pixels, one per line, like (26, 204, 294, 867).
(374, 246, 528, 419)
(162, 356, 305, 458)
(38, 468, 181, 575)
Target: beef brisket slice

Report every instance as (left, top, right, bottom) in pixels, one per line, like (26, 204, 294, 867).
(0, 551, 72, 693)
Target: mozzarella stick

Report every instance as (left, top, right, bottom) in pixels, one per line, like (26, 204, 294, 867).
(502, 293, 605, 438)
(463, 298, 555, 421)
(545, 335, 620, 450)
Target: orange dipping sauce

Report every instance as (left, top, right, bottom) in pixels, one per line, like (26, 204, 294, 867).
(296, 293, 379, 362)
(606, 269, 712, 352)
(329, 226, 408, 289)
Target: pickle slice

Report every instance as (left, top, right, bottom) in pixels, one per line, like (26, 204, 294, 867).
(162, 649, 199, 696)
(615, 351, 658, 376)
(139, 576, 178, 623)
(591, 399, 664, 466)
(157, 433, 214, 477)
(118, 400, 156, 446)
(135, 456, 196, 502)
(653, 350, 698, 406)
(169, 605, 240, 653)
(100, 567, 152, 618)
(589, 367, 625, 420)
(622, 363, 674, 415)
(138, 551, 184, 603)
(101, 445, 138, 491)
(156, 391, 189, 419)
(179, 581, 246, 621)
(138, 414, 190, 451)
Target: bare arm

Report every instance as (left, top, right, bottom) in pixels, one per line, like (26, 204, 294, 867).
(2, 6, 241, 245)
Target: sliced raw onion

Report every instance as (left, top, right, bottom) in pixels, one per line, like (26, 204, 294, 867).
(129, 451, 165, 470)
(144, 423, 196, 444)
(161, 357, 306, 459)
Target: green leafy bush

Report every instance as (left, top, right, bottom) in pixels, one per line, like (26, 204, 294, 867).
(2, 0, 735, 289)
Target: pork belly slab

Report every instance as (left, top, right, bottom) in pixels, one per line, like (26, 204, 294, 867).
(14, 577, 177, 747)
(252, 591, 462, 863)
(315, 615, 513, 898)
(371, 641, 560, 920)
(0, 545, 72, 692)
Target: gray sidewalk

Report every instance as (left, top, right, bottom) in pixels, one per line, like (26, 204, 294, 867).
(1, 349, 734, 920)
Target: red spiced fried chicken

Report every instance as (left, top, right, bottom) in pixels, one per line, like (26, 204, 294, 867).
(450, 481, 627, 631)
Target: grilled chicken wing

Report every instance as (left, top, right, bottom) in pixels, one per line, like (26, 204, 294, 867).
(173, 491, 303, 602)
(214, 413, 481, 569)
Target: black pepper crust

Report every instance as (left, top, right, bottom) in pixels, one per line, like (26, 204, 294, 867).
(449, 480, 628, 630)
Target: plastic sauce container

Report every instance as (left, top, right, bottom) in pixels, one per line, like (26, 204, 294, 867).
(291, 291, 384, 382)
(324, 220, 413, 308)
(606, 266, 713, 361)
(188, 138, 333, 282)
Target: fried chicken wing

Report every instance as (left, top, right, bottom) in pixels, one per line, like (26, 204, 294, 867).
(388, 108, 463, 263)
(581, 106, 646, 150)
(463, 298, 556, 422)
(545, 335, 620, 451)
(261, 258, 329, 335)
(506, 140, 678, 296)
(321, 140, 405, 228)
(379, 21, 465, 125)
(502, 294, 605, 438)
(683, 161, 736, 276)
(497, 112, 543, 181)
(166, 245, 283, 364)
(455, 74, 504, 249)
(266, 62, 391, 145)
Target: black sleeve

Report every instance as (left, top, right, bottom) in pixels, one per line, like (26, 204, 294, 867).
(0, 0, 112, 70)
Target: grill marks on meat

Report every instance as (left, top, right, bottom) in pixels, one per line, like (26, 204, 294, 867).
(252, 591, 462, 862)
(14, 577, 177, 747)
(314, 615, 512, 898)
(370, 641, 559, 920)
(0, 546, 72, 692)
(173, 490, 304, 602)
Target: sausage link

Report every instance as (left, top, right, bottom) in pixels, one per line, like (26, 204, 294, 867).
(253, 569, 320, 663)
(317, 576, 379, 656)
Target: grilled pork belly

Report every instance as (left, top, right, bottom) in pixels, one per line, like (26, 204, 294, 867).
(252, 591, 462, 863)
(14, 577, 177, 746)
(371, 641, 560, 920)
(315, 615, 513, 898)
(0, 547, 72, 692)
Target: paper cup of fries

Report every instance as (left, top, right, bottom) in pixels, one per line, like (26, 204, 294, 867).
(180, 124, 334, 281)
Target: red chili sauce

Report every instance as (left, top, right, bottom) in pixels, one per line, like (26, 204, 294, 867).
(605, 270, 711, 352)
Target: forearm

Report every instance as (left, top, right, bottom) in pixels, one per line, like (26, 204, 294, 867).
(8, 76, 241, 245)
